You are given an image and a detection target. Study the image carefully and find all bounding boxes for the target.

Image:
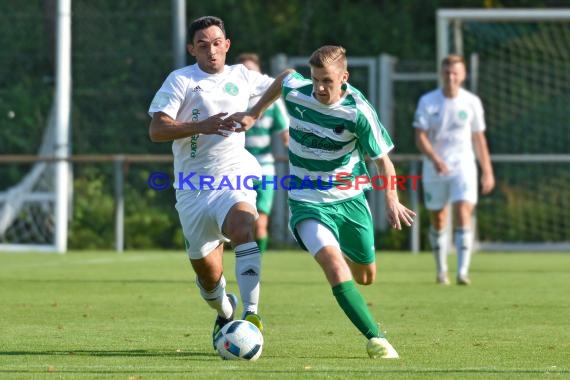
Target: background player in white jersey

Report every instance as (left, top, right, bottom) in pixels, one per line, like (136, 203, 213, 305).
(235, 53, 289, 254)
(413, 54, 495, 286)
(232, 46, 415, 359)
(148, 16, 286, 348)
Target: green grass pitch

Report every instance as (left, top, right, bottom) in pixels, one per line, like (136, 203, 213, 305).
(1, 250, 568, 379)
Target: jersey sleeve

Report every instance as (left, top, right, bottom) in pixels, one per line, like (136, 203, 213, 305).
(242, 65, 274, 99)
(471, 95, 486, 132)
(282, 71, 307, 96)
(412, 96, 429, 130)
(354, 97, 394, 160)
(148, 71, 186, 120)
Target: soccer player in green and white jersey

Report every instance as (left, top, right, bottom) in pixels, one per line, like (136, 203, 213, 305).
(236, 53, 290, 253)
(232, 45, 415, 359)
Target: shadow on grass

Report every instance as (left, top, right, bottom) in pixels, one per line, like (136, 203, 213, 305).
(0, 278, 322, 286)
(0, 279, 190, 284)
(0, 349, 212, 358)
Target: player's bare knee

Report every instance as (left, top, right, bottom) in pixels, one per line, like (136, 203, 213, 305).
(224, 207, 256, 242)
(354, 273, 375, 285)
(196, 273, 222, 291)
(228, 228, 255, 248)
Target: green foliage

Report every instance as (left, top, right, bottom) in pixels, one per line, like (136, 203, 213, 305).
(1, 0, 561, 249)
(375, 227, 409, 251)
(123, 168, 183, 249)
(68, 171, 115, 249)
(478, 166, 570, 242)
(0, 2, 53, 155)
(68, 166, 183, 250)
(0, 79, 52, 155)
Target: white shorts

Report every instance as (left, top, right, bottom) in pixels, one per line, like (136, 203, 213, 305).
(421, 160, 478, 210)
(175, 188, 257, 259)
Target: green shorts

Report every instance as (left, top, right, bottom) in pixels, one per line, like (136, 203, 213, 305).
(254, 177, 275, 215)
(288, 193, 375, 264)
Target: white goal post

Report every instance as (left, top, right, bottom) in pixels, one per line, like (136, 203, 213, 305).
(0, 0, 71, 253)
(436, 9, 570, 251)
(53, 0, 72, 253)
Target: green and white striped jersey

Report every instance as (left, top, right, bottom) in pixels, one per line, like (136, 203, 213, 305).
(282, 71, 394, 204)
(245, 98, 289, 176)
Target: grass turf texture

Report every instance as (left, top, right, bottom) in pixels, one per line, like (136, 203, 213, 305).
(0, 251, 568, 379)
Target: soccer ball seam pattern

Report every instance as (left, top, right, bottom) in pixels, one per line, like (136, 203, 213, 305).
(215, 320, 264, 361)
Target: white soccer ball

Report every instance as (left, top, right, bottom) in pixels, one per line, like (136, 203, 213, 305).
(215, 320, 263, 361)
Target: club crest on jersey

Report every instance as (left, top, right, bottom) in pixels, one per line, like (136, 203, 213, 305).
(333, 126, 345, 134)
(224, 82, 239, 96)
(458, 110, 468, 120)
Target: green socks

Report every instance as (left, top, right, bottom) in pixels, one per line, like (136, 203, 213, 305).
(332, 280, 384, 339)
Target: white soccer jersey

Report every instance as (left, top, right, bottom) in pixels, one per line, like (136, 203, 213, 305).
(282, 72, 394, 204)
(149, 63, 273, 189)
(413, 88, 486, 174)
(245, 98, 289, 176)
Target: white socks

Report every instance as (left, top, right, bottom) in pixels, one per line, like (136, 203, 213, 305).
(429, 227, 448, 274)
(196, 274, 233, 319)
(235, 242, 261, 317)
(430, 226, 473, 279)
(195, 243, 261, 319)
(455, 227, 473, 277)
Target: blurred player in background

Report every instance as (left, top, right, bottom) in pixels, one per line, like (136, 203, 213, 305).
(232, 45, 415, 359)
(235, 53, 289, 254)
(413, 54, 495, 286)
(148, 15, 281, 349)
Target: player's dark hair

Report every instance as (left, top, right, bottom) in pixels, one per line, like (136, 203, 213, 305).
(188, 16, 226, 43)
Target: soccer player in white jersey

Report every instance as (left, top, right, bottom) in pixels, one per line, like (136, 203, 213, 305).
(232, 45, 415, 359)
(148, 16, 286, 349)
(236, 53, 290, 254)
(413, 54, 495, 286)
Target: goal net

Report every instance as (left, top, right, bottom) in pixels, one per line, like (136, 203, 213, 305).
(0, 106, 62, 252)
(0, 1, 71, 253)
(437, 9, 570, 250)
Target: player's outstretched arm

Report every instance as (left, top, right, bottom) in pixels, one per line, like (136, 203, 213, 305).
(230, 69, 295, 132)
(149, 112, 237, 142)
(374, 155, 416, 230)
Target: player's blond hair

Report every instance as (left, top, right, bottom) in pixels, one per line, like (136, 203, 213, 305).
(441, 54, 466, 68)
(309, 45, 347, 70)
